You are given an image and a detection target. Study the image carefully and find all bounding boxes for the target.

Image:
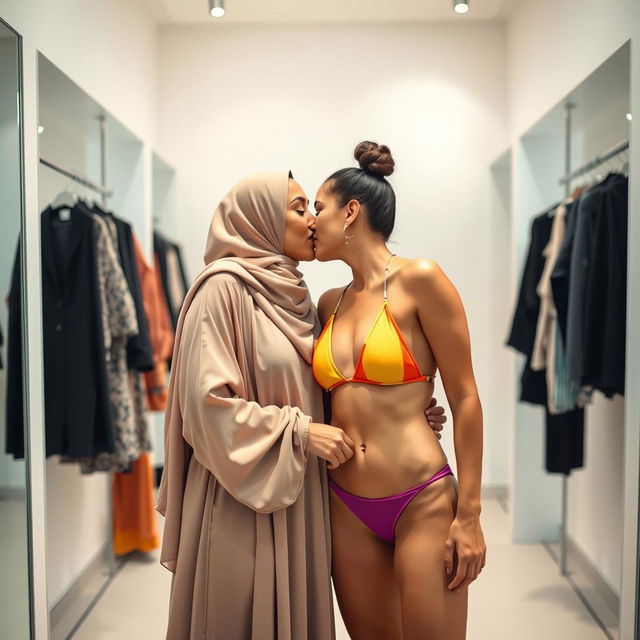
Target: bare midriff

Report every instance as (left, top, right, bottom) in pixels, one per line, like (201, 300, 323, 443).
(328, 380, 449, 497)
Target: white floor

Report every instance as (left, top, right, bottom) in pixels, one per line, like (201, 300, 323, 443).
(73, 497, 608, 640)
(0, 494, 31, 640)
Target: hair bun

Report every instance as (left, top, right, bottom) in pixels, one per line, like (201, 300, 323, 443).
(354, 141, 395, 177)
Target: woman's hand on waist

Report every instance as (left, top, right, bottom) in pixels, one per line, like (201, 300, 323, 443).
(425, 396, 447, 439)
(307, 423, 355, 470)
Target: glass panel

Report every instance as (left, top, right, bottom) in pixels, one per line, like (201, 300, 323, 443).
(0, 17, 31, 640)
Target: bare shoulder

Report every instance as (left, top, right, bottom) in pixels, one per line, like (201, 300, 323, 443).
(396, 257, 449, 292)
(317, 287, 345, 324)
(396, 257, 466, 324)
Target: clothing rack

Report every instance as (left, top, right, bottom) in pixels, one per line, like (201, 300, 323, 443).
(40, 116, 118, 578)
(40, 114, 112, 206)
(559, 139, 629, 185)
(39, 157, 112, 198)
(556, 107, 629, 578)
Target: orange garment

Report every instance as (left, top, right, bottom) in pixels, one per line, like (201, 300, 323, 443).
(112, 453, 159, 555)
(132, 234, 174, 411)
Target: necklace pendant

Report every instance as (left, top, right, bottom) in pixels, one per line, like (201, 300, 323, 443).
(360, 441, 367, 453)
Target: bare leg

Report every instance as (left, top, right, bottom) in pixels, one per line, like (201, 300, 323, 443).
(394, 474, 468, 640)
(330, 491, 403, 640)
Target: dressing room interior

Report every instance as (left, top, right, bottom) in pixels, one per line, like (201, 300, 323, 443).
(1, 0, 639, 638)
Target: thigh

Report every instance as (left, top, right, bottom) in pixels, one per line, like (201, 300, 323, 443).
(394, 474, 468, 640)
(330, 491, 402, 640)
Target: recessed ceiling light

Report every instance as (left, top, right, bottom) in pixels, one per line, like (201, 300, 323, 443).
(626, 113, 632, 121)
(454, 1, 469, 14)
(38, 125, 45, 134)
(209, 0, 225, 18)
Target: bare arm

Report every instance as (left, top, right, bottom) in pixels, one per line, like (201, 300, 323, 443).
(404, 258, 485, 589)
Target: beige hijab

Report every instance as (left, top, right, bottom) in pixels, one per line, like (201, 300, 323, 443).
(157, 171, 320, 571)
(202, 172, 317, 363)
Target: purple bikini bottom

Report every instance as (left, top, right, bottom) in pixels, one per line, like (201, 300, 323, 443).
(329, 464, 454, 543)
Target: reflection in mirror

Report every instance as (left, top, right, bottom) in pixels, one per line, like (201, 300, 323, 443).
(0, 17, 30, 640)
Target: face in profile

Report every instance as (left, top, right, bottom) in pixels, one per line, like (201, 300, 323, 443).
(311, 180, 347, 262)
(282, 179, 316, 262)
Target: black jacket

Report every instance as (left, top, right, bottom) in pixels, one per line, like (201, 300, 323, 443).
(6, 206, 115, 458)
(506, 208, 555, 405)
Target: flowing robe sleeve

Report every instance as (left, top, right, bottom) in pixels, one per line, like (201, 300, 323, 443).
(177, 272, 311, 513)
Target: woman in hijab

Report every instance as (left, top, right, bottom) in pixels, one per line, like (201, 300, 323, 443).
(156, 171, 446, 639)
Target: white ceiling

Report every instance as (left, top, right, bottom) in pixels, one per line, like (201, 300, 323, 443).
(145, 0, 519, 25)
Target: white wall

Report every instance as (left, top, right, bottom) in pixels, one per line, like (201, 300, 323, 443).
(0, 0, 157, 144)
(506, 0, 640, 607)
(156, 21, 509, 485)
(507, 0, 638, 139)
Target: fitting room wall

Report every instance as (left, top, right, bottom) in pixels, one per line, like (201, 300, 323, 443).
(506, 0, 640, 607)
(155, 21, 510, 486)
(0, 0, 157, 144)
(0, 0, 158, 607)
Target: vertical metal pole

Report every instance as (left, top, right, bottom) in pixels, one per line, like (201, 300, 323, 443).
(560, 102, 575, 577)
(564, 103, 574, 199)
(97, 114, 116, 577)
(98, 114, 108, 207)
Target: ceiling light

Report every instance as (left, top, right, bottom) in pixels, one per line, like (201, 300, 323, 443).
(38, 125, 45, 134)
(626, 113, 632, 121)
(453, 0, 469, 14)
(209, 0, 225, 18)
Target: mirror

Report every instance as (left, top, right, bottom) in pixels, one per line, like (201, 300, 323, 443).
(0, 17, 31, 640)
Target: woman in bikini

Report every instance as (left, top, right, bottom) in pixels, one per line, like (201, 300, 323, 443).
(311, 141, 486, 639)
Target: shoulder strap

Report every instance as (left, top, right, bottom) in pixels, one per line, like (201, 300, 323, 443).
(383, 253, 397, 302)
(333, 283, 352, 315)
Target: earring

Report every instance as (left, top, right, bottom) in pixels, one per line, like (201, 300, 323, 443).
(343, 222, 354, 245)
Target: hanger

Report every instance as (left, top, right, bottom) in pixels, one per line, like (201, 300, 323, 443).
(51, 179, 78, 221)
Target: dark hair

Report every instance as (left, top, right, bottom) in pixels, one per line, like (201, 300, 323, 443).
(325, 141, 396, 240)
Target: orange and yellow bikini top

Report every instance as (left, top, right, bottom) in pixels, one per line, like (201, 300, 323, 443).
(312, 254, 436, 391)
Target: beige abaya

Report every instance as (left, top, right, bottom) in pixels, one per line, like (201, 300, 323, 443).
(156, 173, 335, 639)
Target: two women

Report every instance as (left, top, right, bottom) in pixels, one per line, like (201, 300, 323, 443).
(157, 142, 484, 639)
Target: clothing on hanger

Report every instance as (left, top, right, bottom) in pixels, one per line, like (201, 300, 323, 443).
(565, 173, 627, 401)
(61, 209, 142, 473)
(531, 201, 570, 414)
(91, 203, 155, 373)
(506, 207, 555, 404)
(133, 233, 174, 411)
(112, 453, 160, 556)
(507, 205, 585, 475)
(154, 231, 189, 331)
(6, 205, 115, 459)
(165, 244, 187, 319)
(581, 175, 628, 397)
(550, 197, 581, 343)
